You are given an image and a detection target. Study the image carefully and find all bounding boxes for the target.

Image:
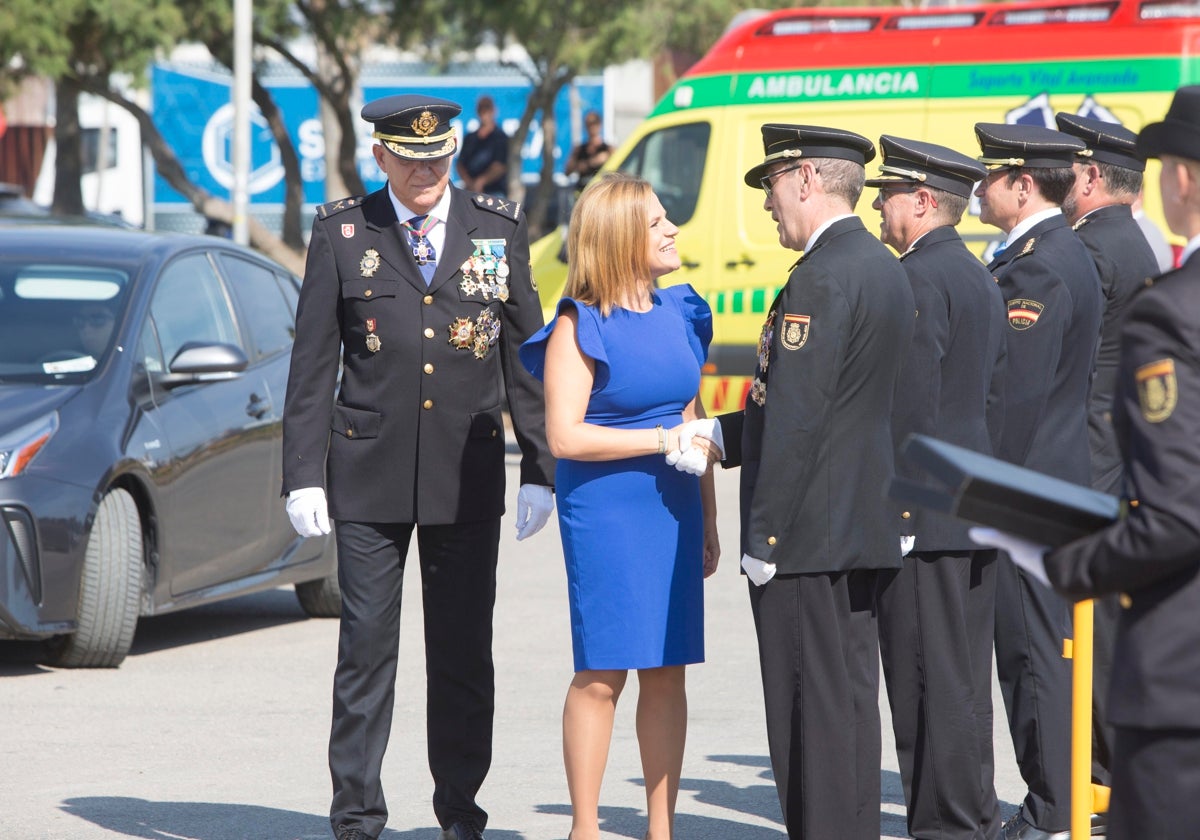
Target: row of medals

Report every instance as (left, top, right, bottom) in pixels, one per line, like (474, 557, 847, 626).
(359, 240, 509, 354)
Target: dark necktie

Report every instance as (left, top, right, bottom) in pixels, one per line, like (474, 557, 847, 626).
(403, 215, 438, 285)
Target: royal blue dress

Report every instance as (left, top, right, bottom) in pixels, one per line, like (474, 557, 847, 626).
(520, 284, 713, 671)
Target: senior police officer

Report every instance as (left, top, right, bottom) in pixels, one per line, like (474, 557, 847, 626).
(971, 123, 1104, 840)
(682, 124, 914, 839)
(973, 84, 1200, 840)
(867, 136, 1008, 840)
(1054, 111, 1161, 829)
(281, 94, 556, 840)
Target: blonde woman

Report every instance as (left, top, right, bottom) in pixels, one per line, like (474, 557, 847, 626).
(520, 172, 719, 840)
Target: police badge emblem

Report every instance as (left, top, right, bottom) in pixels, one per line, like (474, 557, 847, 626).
(780, 314, 811, 351)
(1136, 358, 1177, 423)
(1006, 298, 1044, 331)
(360, 249, 381, 278)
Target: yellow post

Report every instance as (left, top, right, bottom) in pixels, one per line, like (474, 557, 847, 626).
(1069, 598, 1095, 840)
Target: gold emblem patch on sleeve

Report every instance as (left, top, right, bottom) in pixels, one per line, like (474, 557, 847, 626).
(1135, 358, 1177, 423)
(780, 313, 810, 350)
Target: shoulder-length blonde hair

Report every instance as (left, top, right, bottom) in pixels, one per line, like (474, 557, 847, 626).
(564, 172, 653, 316)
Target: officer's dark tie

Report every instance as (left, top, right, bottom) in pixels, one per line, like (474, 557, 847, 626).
(403, 215, 438, 284)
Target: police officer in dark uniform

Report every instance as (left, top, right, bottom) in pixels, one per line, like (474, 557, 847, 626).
(972, 123, 1104, 840)
(703, 124, 914, 839)
(1054, 111, 1160, 830)
(975, 85, 1200, 840)
(867, 136, 1008, 840)
(281, 94, 556, 840)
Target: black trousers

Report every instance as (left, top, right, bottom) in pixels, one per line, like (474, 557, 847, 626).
(749, 570, 881, 840)
(994, 552, 1073, 831)
(329, 518, 500, 839)
(1091, 593, 1119, 788)
(1108, 726, 1200, 840)
(877, 550, 998, 840)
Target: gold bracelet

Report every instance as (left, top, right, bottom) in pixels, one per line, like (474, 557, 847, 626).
(656, 424, 666, 454)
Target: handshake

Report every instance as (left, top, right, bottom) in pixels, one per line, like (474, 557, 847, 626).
(664, 418, 725, 476)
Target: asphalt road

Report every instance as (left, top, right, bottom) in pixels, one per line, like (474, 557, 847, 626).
(0, 457, 1026, 840)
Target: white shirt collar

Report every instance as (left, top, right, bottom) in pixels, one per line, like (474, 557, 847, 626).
(804, 213, 856, 254)
(1005, 207, 1061, 248)
(387, 184, 453, 257)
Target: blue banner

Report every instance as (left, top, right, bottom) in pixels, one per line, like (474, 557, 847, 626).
(151, 64, 604, 206)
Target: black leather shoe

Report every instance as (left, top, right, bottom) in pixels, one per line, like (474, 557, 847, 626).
(439, 823, 484, 840)
(335, 826, 375, 840)
(1001, 807, 1070, 840)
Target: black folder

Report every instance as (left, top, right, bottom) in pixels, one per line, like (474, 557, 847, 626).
(889, 434, 1120, 547)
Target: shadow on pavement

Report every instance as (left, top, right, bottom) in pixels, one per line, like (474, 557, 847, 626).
(60, 797, 533, 840)
(0, 588, 323, 676)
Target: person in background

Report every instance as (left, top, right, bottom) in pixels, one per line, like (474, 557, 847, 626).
(972, 122, 1104, 840)
(867, 135, 1008, 840)
(565, 110, 612, 192)
(519, 172, 719, 840)
(281, 93, 555, 840)
(74, 302, 116, 359)
(1054, 112, 1162, 832)
(457, 95, 509, 198)
(973, 83, 1200, 840)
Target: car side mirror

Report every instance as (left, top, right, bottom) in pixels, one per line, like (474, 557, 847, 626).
(155, 342, 248, 388)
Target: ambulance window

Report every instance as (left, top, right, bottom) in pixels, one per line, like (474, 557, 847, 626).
(618, 122, 711, 226)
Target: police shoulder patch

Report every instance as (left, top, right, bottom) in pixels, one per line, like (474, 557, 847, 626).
(780, 313, 811, 350)
(316, 196, 365, 219)
(473, 193, 522, 221)
(1135, 358, 1177, 423)
(1006, 298, 1044, 331)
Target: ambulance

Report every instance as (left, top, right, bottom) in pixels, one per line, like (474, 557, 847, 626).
(529, 0, 1200, 411)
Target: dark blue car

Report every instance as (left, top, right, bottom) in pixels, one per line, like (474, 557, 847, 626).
(0, 225, 339, 667)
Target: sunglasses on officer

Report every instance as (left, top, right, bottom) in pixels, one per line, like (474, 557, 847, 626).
(760, 163, 806, 199)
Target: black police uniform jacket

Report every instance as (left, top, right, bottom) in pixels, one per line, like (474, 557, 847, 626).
(1045, 258, 1200, 730)
(1073, 203, 1160, 493)
(282, 186, 555, 524)
(891, 225, 1008, 550)
(718, 216, 915, 574)
(989, 213, 1102, 485)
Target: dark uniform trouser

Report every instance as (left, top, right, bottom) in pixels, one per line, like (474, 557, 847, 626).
(1091, 593, 1119, 788)
(877, 550, 998, 840)
(994, 552, 1072, 831)
(749, 570, 881, 840)
(1108, 727, 1200, 840)
(329, 518, 500, 839)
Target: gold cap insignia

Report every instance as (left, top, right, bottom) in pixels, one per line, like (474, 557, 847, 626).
(412, 110, 439, 137)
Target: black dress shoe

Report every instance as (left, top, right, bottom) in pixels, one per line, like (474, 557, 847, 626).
(1001, 807, 1070, 840)
(335, 825, 375, 840)
(439, 823, 484, 840)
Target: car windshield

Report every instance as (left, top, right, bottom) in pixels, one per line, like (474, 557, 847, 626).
(0, 260, 131, 383)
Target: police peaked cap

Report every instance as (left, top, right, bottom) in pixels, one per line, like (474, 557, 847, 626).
(362, 94, 461, 161)
(1054, 112, 1145, 172)
(1137, 85, 1200, 162)
(864, 135, 986, 198)
(744, 124, 876, 188)
(973, 123, 1085, 170)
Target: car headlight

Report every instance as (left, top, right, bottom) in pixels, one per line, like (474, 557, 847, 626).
(0, 412, 59, 479)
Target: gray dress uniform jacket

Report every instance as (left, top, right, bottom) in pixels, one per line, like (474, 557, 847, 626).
(719, 216, 915, 574)
(282, 186, 554, 524)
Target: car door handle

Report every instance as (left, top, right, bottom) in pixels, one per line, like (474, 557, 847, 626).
(246, 394, 272, 419)
(725, 256, 756, 269)
(680, 259, 700, 270)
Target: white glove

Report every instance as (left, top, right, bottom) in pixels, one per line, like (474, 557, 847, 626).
(741, 553, 777, 586)
(667, 418, 725, 475)
(286, 487, 331, 538)
(516, 484, 555, 541)
(969, 526, 1051, 588)
(901, 535, 915, 557)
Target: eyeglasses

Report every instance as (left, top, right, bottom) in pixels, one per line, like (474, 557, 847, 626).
(877, 186, 918, 202)
(760, 163, 806, 199)
(73, 312, 113, 329)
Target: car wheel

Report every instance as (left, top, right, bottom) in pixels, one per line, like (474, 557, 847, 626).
(45, 488, 143, 668)
(295, 566, 341, 619)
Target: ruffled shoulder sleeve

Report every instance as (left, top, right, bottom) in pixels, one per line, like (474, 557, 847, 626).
(518, 297, 610, 389)
(660, 283, 712, 365)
